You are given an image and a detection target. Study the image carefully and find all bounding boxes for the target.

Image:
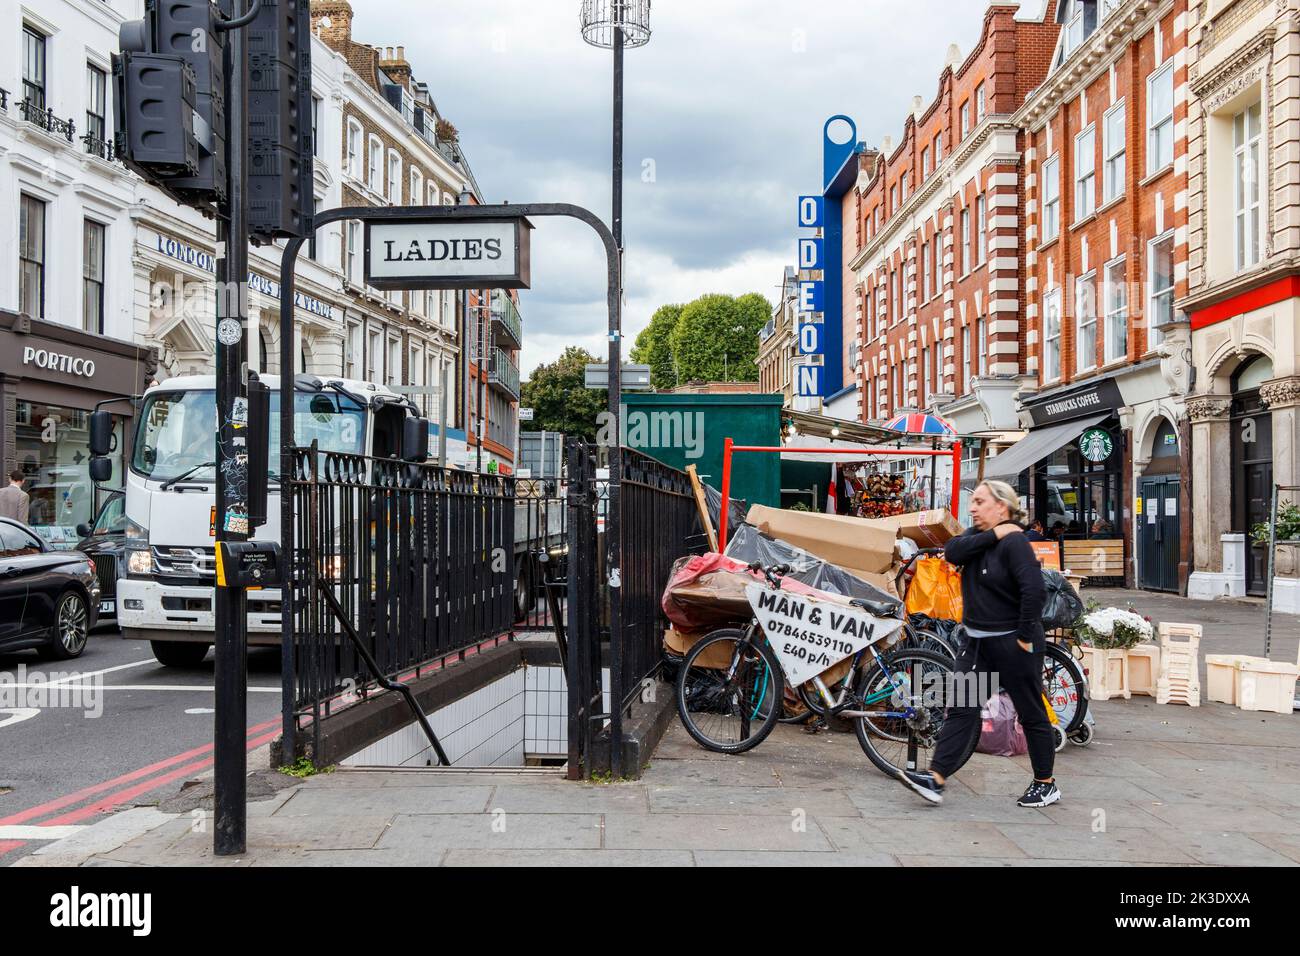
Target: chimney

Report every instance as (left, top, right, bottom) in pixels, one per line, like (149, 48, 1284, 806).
(311, 0, 354, 49)
(378, 44, 413, 91)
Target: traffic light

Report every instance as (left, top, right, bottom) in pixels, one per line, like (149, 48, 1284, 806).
(113, 0, 225, 209)
(247, 0, 314, 241)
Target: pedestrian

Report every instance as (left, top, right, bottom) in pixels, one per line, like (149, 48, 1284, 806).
(0, 469, 30, 524)
(1025, 519, 1047, 541)
(896, 479, 1058, 808)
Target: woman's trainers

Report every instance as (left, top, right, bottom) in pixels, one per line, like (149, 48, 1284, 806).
(897, 769, 945, 805)
(1017, 779, 1061, 807)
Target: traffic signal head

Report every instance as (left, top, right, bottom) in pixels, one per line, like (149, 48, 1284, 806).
(113, 52, 200, 178)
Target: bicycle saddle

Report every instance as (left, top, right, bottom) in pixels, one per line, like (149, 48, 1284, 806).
(849, 597, 900, 617)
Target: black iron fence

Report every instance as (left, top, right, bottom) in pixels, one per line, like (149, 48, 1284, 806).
(286, 445, 514, 755)
(513, 477, 568, 631)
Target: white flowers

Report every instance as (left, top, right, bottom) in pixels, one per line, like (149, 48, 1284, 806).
(1082, 606, 1153, 641)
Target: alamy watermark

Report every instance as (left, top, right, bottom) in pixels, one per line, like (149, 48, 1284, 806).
(0, 665, 104, 719)
(595, 405, 704, 459)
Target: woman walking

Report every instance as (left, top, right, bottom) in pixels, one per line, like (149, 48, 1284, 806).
(897, 480, 1059, 808)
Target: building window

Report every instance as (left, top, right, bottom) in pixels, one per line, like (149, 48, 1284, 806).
(387, 151, 402, 203)
(891, 183, 899, 213)
(921, 241, 931, 300)
(23, 26, 46, 111)
(345, 220, 361, 283)
(920, 346, 930, 403)
(960, 207, 971, 274)
(83, 220, 106, 334)
(1075, 271, 1097, 373)
(976, 194, 987, 266)
(86, 65, 108, 145)
(1234, 102, 1262, 270)
(1104, 257, 1127, 363)
(1148, 233, 1174, 347)
(922, 146, 930, 177)
(311, 96, 321, 158)
(367, 136, 383, 192)
(1062, 0, 1086, 58)
(19, 194, 46, 320)
(961, 102, 971, 138)
(901, 171, 909, 201)
(977, 316, 987, 376)
(1044, 291, 1062, 381)
(346, 120, 362, 178)
(976, 83, 986, 120)
(1103, 102, 1125, 202)
(388, 338, 402, 385)
(1147, 62, 1174, 174)
(933, 132, 942, 167)
(890, 268, 898, 321)
(1075, 125, 1096, 220)
(1042, 154, 1060, 242)
(962, 324, 971, 390)
(345, 324, 361, 379)
(366, 329, 381, 381)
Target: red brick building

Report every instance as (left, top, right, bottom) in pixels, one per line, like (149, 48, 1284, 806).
(1006, 0, 1191, 590)
(846, 3, 1059, 441)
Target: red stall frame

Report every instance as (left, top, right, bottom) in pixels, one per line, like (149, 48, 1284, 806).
(717, 437, 963, 550)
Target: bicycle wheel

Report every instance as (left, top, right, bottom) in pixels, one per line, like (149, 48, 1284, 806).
(1042, 642, 1088, 734)
(852, 647, 975, 779)
(676, 627, 784, 754)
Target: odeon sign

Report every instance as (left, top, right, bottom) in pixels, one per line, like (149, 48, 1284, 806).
(23, 346, 96, 378)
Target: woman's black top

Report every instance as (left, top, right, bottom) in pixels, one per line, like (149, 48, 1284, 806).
(943, 524, 1047, 651)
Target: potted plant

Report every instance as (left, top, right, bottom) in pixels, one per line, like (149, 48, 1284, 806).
(1073, 600, 1154, 700)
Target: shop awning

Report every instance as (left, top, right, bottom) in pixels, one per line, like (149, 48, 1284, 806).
(981, 413, 1110, 481)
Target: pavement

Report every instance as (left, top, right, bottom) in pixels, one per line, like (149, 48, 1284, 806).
(10, 588, 1300, 867)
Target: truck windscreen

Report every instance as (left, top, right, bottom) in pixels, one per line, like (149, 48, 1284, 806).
(131, 389, 367, 483)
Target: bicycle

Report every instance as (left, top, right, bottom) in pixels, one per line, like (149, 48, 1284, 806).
(675, 563, 978, 780)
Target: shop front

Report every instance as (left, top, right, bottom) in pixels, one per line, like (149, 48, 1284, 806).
(984, 377, 1128, 584)
(0, 311, 156, 549)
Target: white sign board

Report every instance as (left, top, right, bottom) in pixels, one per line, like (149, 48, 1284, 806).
(745, 583, 903, 686)
(518, 407, 534, 421)
(365, 218, 531, 290)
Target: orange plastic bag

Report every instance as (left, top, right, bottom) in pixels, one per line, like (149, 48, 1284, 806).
(904, 556, 963, 620)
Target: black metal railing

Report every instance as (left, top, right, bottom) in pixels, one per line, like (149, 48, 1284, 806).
(565, 440, 605, 777)
(82, 131, 115, 161)
(19, 98, 75, 141)
(514, 477, 568, 631)
(287, 445, 514, 756)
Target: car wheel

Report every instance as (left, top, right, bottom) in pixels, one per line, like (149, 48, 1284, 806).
(39, 591, 90, 660)
(150, 640, 211, 668)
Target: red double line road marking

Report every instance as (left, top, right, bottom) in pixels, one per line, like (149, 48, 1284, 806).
(0, 718, 280, 830)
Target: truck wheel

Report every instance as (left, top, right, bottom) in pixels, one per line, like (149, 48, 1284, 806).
(151, 640, 211, 668)
(513, 555, 532, 622)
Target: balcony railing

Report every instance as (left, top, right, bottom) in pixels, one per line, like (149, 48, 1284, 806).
(488, 346, 520, 399)
(20, 98, 76, 142)
(490, 291, 523, 348)
(82, 132, 115, 162)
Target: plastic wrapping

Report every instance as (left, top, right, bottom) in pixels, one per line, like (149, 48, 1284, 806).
(1042, 570, 1084, 628)
(722, 523, 899, 607)
(702, 482, 748, 543)
(978, 691, 1028, 757)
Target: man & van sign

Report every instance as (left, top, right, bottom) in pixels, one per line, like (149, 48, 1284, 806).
(365, 218, 532, 290)
(745, 583, 902, 686)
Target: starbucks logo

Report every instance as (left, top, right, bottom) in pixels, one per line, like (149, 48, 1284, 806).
(1080, 427, 1113, 463)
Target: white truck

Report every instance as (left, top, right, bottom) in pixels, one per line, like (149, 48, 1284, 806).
(113, 373, 424, 666)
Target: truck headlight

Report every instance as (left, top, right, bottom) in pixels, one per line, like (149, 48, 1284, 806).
(127, 548, 154, 575)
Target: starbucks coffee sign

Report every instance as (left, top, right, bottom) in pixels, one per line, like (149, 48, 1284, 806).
(365, 217, 532, 290)
(1080, 427, 1113, 463)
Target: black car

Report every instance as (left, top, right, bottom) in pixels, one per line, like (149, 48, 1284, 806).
(75, 491, 126, 624)
(0, 517, 100, 660)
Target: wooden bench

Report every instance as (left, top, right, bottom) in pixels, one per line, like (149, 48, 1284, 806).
(1061, 539, 1126, 578)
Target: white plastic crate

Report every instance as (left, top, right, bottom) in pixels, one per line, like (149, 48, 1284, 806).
(1081, 646, 1130, 701)
(1127, 643, 1160, 697)
(1237, 659, 1300, 715)
(1156, 623, 1201, 707)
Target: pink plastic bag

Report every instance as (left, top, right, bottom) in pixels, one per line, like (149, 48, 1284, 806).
(977, 691, 1028, 757)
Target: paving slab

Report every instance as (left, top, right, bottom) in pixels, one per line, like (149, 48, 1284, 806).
(603, 812, 837, 852)
(994, 824, 1199, 864)
(693, 850, 899, 866)
(487, 784, 650, 814)
(648, 784, 860, 817)
(271, 785, 493, 817)
(1148, 830, 1298, 867)
(819, 816, 1029, 858)
(442, 849, 693, 866)
(375, 812, 603, 850)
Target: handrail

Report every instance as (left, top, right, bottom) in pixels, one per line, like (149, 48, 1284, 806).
(314, 579, 450, 767)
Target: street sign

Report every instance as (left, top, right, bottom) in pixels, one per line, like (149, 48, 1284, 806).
(364, 217, 533, 290)
(584, 363, 652, 390)
(519, 407, 535, 421)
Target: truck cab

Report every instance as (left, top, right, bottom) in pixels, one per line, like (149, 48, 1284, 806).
(116, 374, 419, 666)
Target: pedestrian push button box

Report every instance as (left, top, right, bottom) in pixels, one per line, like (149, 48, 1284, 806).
(215, 541, 283, 589)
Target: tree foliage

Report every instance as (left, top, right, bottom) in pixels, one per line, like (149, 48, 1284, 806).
(520, 346, 607, 441)
(630, 303, 683, 390)
(667, 292, 772, 383)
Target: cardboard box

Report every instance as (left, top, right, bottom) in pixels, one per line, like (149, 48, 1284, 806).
(745, 504, 896, 574)
(870, 509, 965, 548)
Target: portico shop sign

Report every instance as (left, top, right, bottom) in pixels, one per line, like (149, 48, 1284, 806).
(745, 583, 903, 686)
(23, 346, 95, 378)
(364, 218, 532, 290)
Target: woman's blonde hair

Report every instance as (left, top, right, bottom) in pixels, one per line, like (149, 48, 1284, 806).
(977, 480, 1028, 525)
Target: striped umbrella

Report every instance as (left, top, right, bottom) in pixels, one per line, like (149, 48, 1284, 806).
(883, 412, 956, 436)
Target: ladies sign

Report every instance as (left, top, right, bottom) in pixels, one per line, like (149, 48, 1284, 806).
(365, 217, 532, 290)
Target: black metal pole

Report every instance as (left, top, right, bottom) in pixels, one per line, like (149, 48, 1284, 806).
(214, 0, 249, 857)
(606, 18, 624, 778)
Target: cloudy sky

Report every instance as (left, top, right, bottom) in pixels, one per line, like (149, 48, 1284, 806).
(356, 0, 1044, 377)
